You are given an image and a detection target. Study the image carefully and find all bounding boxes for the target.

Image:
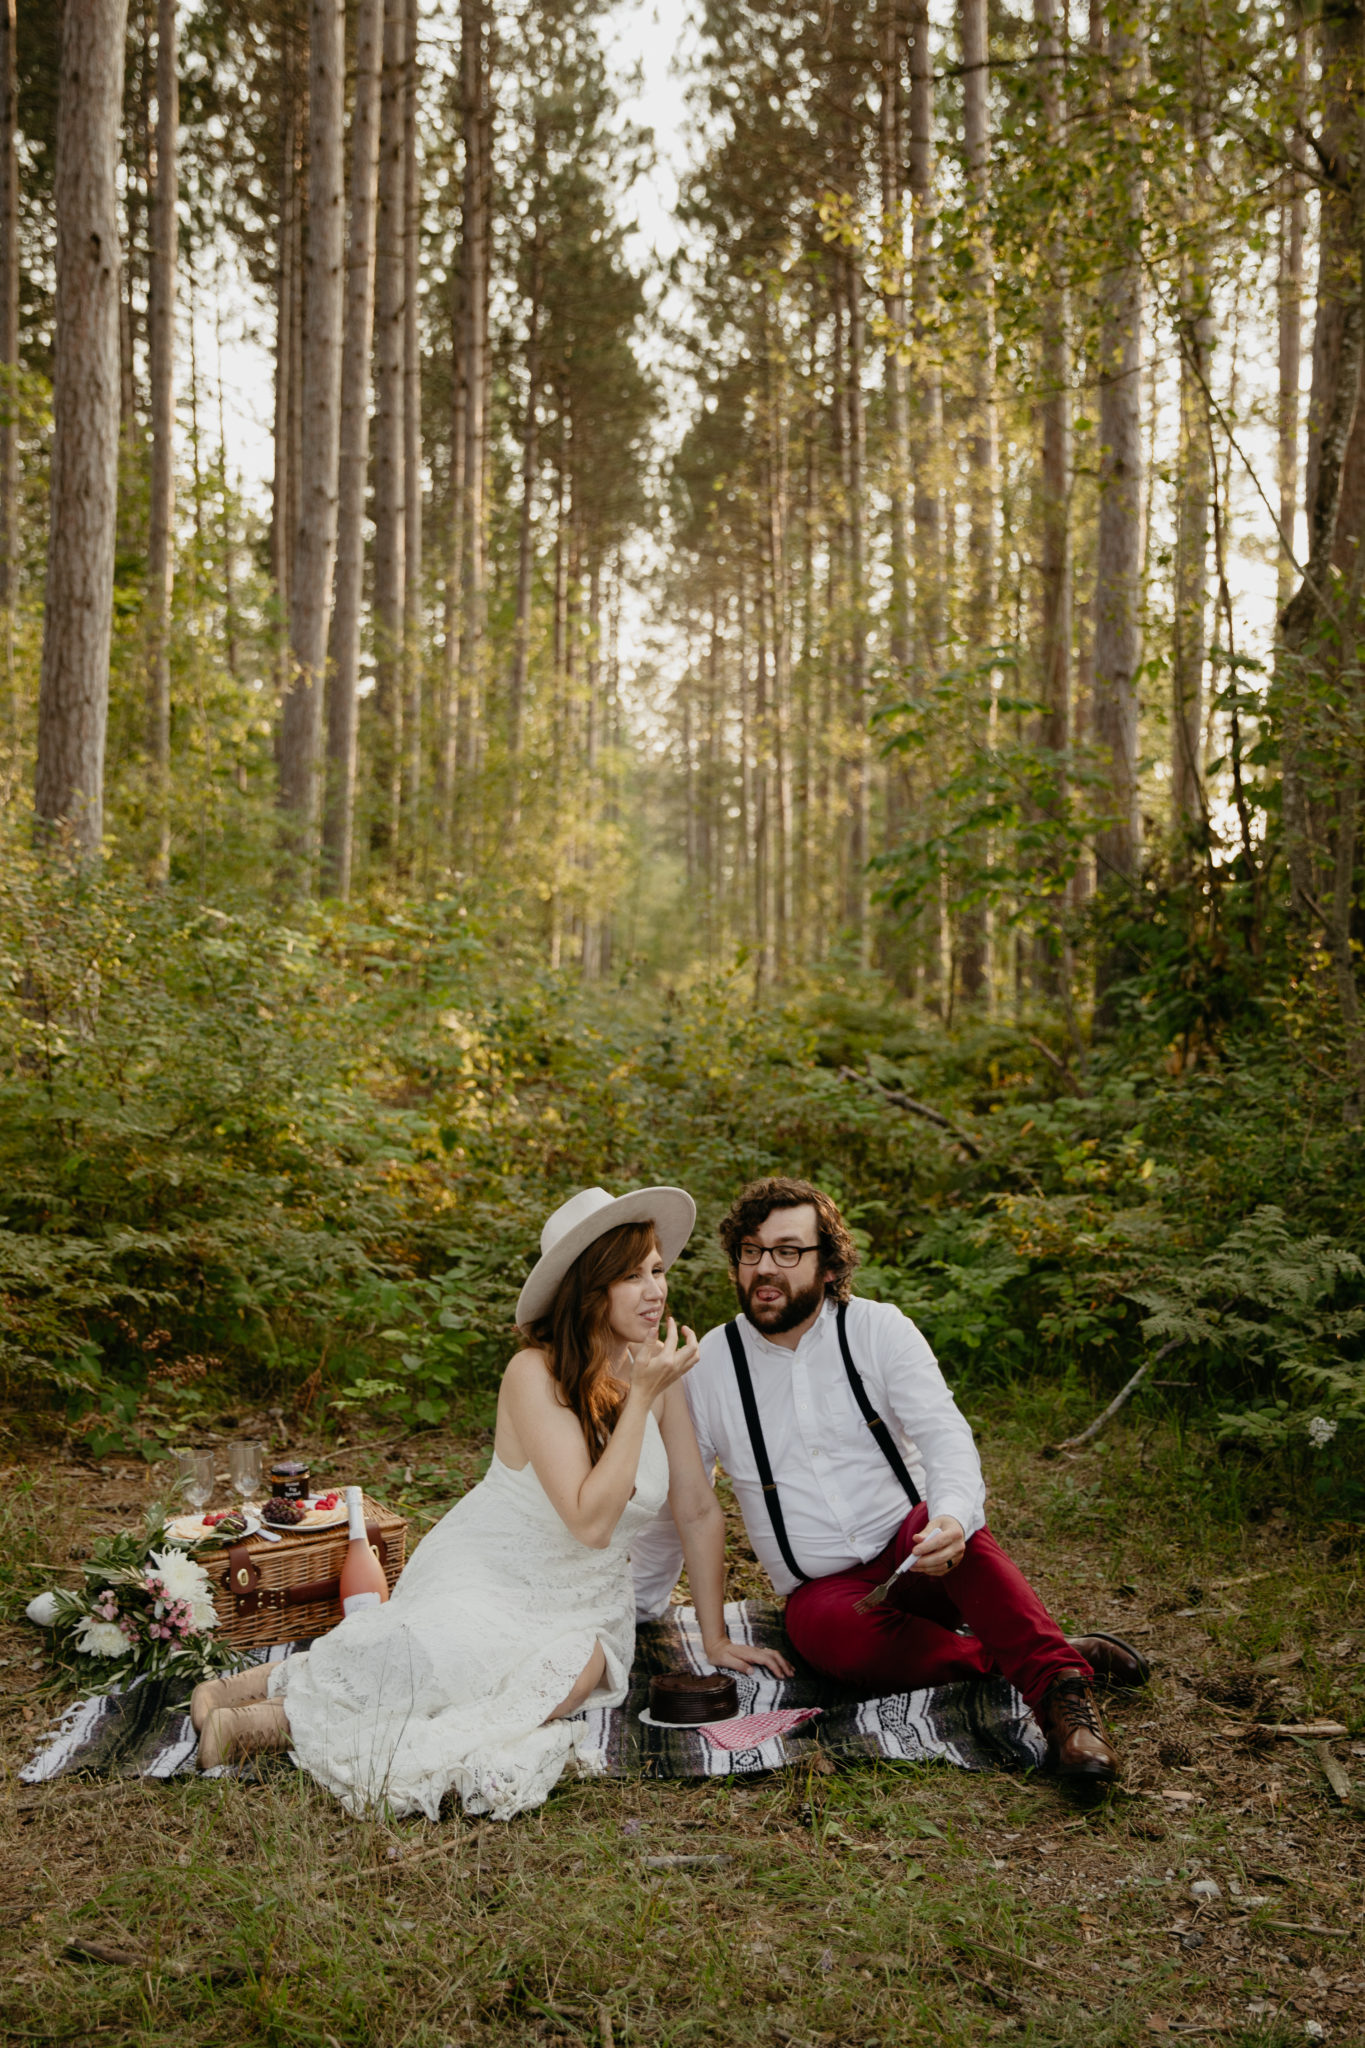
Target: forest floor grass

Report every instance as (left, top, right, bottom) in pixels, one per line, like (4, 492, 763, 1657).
(1, 1394, 1362, 2048)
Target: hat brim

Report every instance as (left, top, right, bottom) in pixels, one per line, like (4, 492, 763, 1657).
(514, 1186, 698, 1327)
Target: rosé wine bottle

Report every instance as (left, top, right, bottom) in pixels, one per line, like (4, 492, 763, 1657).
(339, 1486, 390, 1616)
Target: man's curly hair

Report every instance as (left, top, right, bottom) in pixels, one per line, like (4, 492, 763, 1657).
(718, 1178, 859, 1303)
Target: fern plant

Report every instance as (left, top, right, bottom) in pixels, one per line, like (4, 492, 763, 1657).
(1130, 1206, 1365, 1451)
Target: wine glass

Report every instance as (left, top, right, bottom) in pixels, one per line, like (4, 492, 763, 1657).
(228, 1441, 263, 1510)
(173, 1448, 214, 1515)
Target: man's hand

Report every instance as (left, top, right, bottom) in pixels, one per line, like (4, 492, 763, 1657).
(703, 1638, 795, 1680)
(908, 1514, 966, 1577)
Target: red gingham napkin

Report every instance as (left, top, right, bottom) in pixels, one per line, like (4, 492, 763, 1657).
(696, 1707, 823, 1751)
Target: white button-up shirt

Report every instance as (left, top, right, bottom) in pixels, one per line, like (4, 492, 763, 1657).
(630, 1294, 987, 1611)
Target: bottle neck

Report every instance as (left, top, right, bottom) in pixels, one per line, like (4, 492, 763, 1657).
(345, 1486, 366, 1542)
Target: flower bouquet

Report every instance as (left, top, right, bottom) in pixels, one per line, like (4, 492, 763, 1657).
(26, 1506, 245, 1691)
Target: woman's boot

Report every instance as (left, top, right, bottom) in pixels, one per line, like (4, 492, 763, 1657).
(197, 1699, 291, 1770)
(190, 1663, 271, 1732)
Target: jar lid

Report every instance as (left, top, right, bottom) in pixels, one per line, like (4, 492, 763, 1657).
(270, 1459, 308, 1476)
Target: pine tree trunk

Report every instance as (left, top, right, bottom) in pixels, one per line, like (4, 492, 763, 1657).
(845, 254, 871, 961)
(879, 0, 910, 669)
(439, 231, 467, 844)
(402, 0, 423, 849)
(371, 0, 408, 857)
(321, 0, 383, 898)
(457, 0, 489, 798)
(35, 0, 128, 858)
(146, 0, 178, 884)
(1171, 105, 1213, 838)
(959, 0, 998, 635)
(509, 220, 542, 840)
(766, 371, 793, 972)
(0, 0, 18, 629)
(1035, 0, 1071, 989)
(1278, 17, 1307, 616)
(907, 0, 944, 662)
(1091, 0, 1146, 947)
(278, 0, 346, 865)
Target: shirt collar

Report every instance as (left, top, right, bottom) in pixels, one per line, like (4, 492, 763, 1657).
(742, 1295, 835, 1359)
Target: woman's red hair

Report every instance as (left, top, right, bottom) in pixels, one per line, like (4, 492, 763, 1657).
(522, 1220, 660, 1464)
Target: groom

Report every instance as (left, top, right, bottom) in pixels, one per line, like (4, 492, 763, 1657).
(632, 1177, 1147, 1782)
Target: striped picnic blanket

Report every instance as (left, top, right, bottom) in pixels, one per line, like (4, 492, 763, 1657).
(21, 1600, 1045, 1788)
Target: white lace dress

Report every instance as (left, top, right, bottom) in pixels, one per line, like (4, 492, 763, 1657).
(269, 1412, 670, 1821)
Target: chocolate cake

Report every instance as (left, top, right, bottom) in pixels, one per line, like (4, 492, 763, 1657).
(648, 1670, 739, 1725)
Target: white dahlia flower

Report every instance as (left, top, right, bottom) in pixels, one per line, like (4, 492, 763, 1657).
(149, 1549, 218, 1631)
(74, 1617, 132, 1658)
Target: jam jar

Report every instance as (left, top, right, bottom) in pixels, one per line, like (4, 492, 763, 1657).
(268, 1458, 310, 1501)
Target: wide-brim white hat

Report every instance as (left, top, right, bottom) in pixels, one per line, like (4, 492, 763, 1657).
(515, 1184, 697, 1327)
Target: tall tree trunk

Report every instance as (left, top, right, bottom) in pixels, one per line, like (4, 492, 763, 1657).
(959, 0, 998, 635)
(907, 0, 945, 669)
(1278, 14, 1307, 616)
(1091, 0, 1146, 976)
(402, 0, 423, 851)
(0, 0, 18, 635)
(321, 0, 383, 898)
(146, 0, 178, 884)
(439, 227, 467, 845)
(844, 254, 871, 960)
(1035, 0, 1071, 986)
(35, 0, 128, 858)
(509, 218, 542, 840)
(1171, 103, 1213, 839)
(457, 0, 489, 802)
(278, 0, 346, 867)
(271, 32, 301, 682)
(957, 0, 997, 1004)
(766, 360, 793, 972)
(371, 0, 408, 857)
(879, 0, 910, 669)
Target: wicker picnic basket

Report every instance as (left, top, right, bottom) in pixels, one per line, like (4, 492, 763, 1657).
(203, 1495, 407, 1653)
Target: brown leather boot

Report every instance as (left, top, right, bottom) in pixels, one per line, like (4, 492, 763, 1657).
(1065, 1632, 1151, 1690)
(197, 1700, 290, 1771)
(1037, 1671, 1119, 1783)
(190, 1664, 271, 1733)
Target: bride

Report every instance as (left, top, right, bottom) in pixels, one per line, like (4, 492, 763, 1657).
(190, 1184, 789, 1820)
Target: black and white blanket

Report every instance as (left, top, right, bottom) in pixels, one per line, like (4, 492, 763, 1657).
(21, 1601, 1044, 1788)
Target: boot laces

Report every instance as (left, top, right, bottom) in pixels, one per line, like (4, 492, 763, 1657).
(1049, 1679, 1102, 1738)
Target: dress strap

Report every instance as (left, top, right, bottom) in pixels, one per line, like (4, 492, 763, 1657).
(724, 1320, 809, 1585)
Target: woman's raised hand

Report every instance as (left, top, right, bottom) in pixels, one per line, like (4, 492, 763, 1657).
(628, 1318, 699, 1404)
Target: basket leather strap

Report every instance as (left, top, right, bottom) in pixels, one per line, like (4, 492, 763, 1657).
(224, 1524, 390, 1617)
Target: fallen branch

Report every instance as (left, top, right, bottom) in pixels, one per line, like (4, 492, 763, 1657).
(1314, 1742, 1354, 1804)
(62, 1938, 295, 1983)
(1052, 1339, 1184, 1452)
(1216, 1720, 1349, 1741)
(1026, 1035, 1086, 1097)
(838, 1067, 982, 1159)
(1265, 1920, 1353, 1939)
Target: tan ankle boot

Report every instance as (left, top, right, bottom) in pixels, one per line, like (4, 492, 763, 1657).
(197, 1699, 291, 1771)
(190, 1664, 271, 1732)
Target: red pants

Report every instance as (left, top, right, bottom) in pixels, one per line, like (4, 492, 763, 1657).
(784, 1504, 1090, 1711)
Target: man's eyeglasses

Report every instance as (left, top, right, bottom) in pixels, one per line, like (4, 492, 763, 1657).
(736, 1242, 819, 1268)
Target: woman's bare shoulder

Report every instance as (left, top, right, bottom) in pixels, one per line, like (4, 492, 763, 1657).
(500, 1345, 561, 1402)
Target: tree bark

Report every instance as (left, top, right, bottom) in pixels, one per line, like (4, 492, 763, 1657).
(844, 253, 871, 960)
(907, 0, 945, 664)
(879, 0, 910, 669)
(1277, 14, 1307, 615)
(1091, 0, 1145, 936)
(0, 0, 18, 627)
(402, 0, 423, 849)
(278, 0, 346, 865)
(457, 0, 490, 796)
(35, 0, 129, 859)
(321, 0, 383, 898)
(508, 216, 542, 839)
(1171, 101, 1213, 836)
(371, 0, 408, 858)
(146, 0, 178, 884)
(959, 0, 998, 637)
(1035, 0, 1071, 988)
(271, 32, 302, 685)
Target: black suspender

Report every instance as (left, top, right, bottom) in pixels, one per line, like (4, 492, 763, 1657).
(724, 1302, 922, 1586)
(724, 1319, 810, 1584)
(833, 1301, 922, 1509)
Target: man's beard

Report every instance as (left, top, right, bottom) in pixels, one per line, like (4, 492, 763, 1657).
(736, 1270, 826, 1335)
